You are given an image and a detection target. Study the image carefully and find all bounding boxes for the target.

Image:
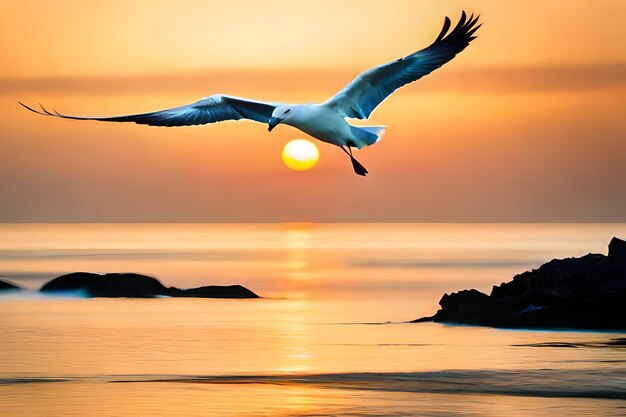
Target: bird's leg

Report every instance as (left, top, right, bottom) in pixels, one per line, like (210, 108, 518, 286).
(341, 146, 368, 176)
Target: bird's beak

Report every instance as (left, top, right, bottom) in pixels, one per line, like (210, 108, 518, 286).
(268, 117, 281, 132)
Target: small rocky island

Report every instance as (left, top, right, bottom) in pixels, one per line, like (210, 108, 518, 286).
(0, 278, 21, 292)
(1, 272, 259, 298)
(414, 237, 626, 330)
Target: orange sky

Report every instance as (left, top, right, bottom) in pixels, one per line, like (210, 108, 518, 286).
(1, 0, 625, 222)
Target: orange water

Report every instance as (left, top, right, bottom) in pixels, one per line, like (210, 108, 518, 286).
(1, 224, 625, 416)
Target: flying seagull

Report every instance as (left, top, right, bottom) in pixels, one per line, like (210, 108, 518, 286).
(20, 11, 480, 176)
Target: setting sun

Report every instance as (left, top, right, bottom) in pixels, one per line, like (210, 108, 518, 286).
(282, 139, 320, 171)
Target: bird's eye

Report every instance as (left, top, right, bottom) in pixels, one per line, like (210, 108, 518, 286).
(284, 109, 291, 114)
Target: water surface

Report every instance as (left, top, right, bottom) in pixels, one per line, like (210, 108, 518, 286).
(1, 223, 625, 416)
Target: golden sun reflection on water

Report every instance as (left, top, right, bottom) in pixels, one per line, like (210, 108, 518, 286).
(285, 228, 312, 282)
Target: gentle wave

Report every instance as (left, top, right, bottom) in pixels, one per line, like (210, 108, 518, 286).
(0, 378, 70, 385)
(514, 338, 626, 349)
(3, 369, 625, 399)
(107, 369, 626, 400)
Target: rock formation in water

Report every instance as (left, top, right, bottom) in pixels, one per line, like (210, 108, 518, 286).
(414, 237, 626, 330)
(0, 278, 21, 292)
(40, 272, 259, 298)
(167, 285, 259, 298)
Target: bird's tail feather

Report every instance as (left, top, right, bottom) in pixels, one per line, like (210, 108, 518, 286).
(348, 125, 386, 148)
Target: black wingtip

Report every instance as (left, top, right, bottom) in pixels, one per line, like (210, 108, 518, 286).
(434, 11, 481, 44)
(467, 23, 482, 38)
(18, 101, 48, 116)
(434, 16, 452, 42)
(38, 103, 56, 116)
(468, 14, 480, 27)
(448, 11, 468, 38)
(458, 10, 467, 27)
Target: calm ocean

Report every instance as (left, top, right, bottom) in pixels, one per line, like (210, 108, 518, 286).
(1, 223, 625, 416)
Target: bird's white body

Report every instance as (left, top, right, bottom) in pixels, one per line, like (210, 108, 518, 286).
(276, 103, 380, 149)
(282, 104, 347, 145)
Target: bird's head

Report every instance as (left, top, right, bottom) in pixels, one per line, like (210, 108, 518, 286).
(268, 106, 294, 132)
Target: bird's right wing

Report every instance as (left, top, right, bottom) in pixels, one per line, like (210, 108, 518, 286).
(325, 11, 480, 119)
(19, 95, 278, 127)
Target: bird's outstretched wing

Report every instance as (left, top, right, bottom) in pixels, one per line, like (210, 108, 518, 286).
(19, 94, 278, 127)
(325, 11, 481, 119)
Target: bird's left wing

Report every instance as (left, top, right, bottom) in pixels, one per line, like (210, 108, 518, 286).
(19, 94, 278, 127)
(325, 11, 481, 119)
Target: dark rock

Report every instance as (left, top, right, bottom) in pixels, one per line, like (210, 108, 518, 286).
(609, 236, 626, 257)
(411, 315, 435, 323)
(440, 289, 489, 311)
(0, 278, 21, 292)
(41, 272, 168, 298)
(413, 237, 626, 330)
(168, 285, 259, 299)
(40, 272, 259, 299)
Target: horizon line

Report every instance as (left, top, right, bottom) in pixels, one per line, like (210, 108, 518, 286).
(4, 63, 626, 96)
